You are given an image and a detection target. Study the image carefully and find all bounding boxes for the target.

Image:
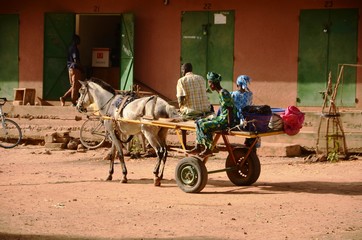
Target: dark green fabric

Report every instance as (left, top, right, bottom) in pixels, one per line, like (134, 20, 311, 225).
(207, 72, 222, 83)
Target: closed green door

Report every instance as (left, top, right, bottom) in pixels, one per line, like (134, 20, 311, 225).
(181, 11, 234, 103)
(297, 9, 358, 107)
(0, 14, 19, 99)
(119, 13, 135, 91)
(43, 13, 75, 100)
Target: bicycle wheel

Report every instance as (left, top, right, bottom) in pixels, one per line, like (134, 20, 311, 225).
(79, 118, 107, 149)
(0, 119, 22, 148)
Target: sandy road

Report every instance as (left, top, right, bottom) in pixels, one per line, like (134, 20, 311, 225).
(0, 145, 361, 240)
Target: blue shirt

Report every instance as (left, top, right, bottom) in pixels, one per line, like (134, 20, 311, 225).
(231, 90, 253, 120)
(67, 43, 80, 69)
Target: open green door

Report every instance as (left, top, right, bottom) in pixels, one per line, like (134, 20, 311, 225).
(43, 13, 75, 100)
(181, 11, 234, 104)
(297, 9, 358, 107)
(0, 14, 19, 99)
(119, 13, 134, 91)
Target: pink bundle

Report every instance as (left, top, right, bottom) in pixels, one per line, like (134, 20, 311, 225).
(281, 106, 305, 136)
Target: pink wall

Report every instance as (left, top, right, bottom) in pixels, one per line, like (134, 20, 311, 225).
(1, 0, 361, 109)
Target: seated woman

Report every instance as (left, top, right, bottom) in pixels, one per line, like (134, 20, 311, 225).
(231, 75, 253, 121)
(187, 72, 239, 158)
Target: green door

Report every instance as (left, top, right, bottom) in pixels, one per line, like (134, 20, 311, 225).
(0, 14, 19, 99)
(43, 13, 75, 100)
(297, 9, 358, 107)
(181, 11, 234, 103)
(119, 13, 135, 91)
(328, 9, 358, 106)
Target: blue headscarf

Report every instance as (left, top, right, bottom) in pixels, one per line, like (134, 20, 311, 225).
(236, 75, 251, 90)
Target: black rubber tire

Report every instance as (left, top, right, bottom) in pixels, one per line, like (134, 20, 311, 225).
(0, 119, 22, 149)
(175, 157, 208, 193)
(225, 148, 261, 186)
(79, 118, 107, 149)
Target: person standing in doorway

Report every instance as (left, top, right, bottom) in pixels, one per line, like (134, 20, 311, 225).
(60, 34, 82, 107)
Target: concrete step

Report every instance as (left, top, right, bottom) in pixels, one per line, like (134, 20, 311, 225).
(3, 104, 362, 154)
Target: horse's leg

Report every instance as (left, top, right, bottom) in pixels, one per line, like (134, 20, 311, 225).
(142, 126, 167, 186)
(155, 128, 169, 181)
(104, 121, 128, 183)
(153, 146, 167, 186)
(107, 159, 114, 181)
(116, 142, 128, 183)
(106, 143, 115, 181)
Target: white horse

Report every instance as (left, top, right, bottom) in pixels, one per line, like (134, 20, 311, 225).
(76, 78, 180, 186)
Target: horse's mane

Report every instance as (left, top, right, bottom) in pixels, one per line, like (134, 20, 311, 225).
(89, 77, 116, 95)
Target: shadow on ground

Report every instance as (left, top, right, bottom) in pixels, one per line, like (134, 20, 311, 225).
(206, 179, 362, 196)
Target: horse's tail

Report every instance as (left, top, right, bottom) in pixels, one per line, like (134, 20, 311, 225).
(144, 95, 158, 119)
(144, 95, 182, 121)
(166, 104, 183, 121)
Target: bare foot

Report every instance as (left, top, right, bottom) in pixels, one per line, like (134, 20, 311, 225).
(60, 97, 65, 106)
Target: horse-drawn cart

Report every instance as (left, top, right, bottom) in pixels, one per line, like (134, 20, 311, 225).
(76, 78, 293, 193)
(105, 117, 284, 193)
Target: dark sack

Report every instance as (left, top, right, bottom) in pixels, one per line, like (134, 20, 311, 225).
(242, 105, 272, 115)
(241, 105, 272, 133)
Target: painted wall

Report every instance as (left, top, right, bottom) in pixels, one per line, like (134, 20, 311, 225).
(1, 0, 361, 109)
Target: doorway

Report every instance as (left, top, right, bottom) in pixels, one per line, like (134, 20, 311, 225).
(181, 11, 235, 104)
(43, 13, 134, 100)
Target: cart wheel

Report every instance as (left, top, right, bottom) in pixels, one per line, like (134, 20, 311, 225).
(175, 157, 208, 193)
(225, 148, 261, 186)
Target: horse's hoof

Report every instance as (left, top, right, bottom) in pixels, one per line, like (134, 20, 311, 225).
(121, 178, 128, 183)
(154, 178, 161, 187)
(106, 176, 112, 181)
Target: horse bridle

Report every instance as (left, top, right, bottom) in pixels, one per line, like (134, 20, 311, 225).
(77, 82, 115, 115)
(76, 83, 89, 113)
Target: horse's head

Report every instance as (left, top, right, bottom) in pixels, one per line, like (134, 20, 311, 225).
(76, 80, 93, 113)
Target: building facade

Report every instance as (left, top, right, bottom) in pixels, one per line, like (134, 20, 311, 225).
(0, 0, 361, 109)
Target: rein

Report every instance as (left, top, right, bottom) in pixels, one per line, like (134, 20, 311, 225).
(101, 95, 116, 116)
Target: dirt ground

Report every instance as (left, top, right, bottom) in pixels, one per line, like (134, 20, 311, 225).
(0, 144, 361, 240)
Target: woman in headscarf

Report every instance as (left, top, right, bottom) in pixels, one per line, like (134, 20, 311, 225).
(231, 75, 253, 120)
(187, 72, 239, 157)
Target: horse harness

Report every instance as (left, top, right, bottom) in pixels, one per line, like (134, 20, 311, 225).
(112, 93, 158, 144)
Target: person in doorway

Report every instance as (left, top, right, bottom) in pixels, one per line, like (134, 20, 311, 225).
(60, 34, 82, 107)
(176, 63, 212, 119)
(187, 72, 239, 158)
(231, 75, 253, 120)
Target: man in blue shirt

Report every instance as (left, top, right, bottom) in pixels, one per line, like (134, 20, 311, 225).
(60, 34, 82, 107)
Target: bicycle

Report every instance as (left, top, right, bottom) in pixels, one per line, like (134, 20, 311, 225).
(0, 98, 22, 148)
(79, 114, 147, 154)
(79, 114, 109, 149)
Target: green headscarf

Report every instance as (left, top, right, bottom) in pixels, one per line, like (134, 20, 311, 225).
(207, 72, 222, 83)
